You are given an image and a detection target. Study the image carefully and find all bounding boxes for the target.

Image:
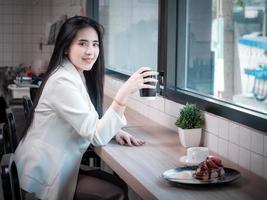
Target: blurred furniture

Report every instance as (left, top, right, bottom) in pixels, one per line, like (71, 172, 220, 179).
(5, 108, 18, 153)
(244, 68, 267, 101)
(7, 78, 39, 100)
(0, 124, 4, 155)
(0, 123, 7, 160)
(238, 36, 267, 94)
(0, 66, 23, 101)
(0, 153, 37, 200)
(22, 96, 33, 118)
(29, 88, 38, 102)
(8, 84, 30, 99)
(0, 96, 8, 123)
(1, 153, 22, 199)
(0, 123, 12, 157)
(81, 146, 101, 167)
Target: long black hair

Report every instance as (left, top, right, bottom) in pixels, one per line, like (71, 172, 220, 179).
(22, 16, 105, 139)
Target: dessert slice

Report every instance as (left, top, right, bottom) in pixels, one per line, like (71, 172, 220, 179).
(193, 156, 225, 181)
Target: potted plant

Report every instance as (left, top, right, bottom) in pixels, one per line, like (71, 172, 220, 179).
(175, 103, 204, 147)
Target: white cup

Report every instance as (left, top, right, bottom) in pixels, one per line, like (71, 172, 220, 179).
(187, 147, 209, 163)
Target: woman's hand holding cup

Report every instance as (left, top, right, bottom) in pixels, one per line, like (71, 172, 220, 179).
(115, 67, 158, 105)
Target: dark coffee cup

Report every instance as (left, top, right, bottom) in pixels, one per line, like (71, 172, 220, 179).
(139, 72, 157, 99)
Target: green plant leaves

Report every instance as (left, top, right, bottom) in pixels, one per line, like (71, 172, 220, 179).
(175, 103, 204, 129)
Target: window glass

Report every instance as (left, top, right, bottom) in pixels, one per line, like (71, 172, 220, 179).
(99, 0, 158, 75)
(177, 0, 267, 115)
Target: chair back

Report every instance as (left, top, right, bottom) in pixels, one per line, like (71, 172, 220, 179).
(30, 88, 38, 102)
(1, 153, 22, 200)
(22, 96, 33, 118)
(82, 146, 101, 167)
(5, 108, 18, 153)
(0, 123, 13, 155)
(0, 123, 5, 160)
(0, 96, 8, 123)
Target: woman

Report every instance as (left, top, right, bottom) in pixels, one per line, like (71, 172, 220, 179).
(14, 16, 157, 200)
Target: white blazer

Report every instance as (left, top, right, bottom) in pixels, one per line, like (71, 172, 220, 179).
(14, 59, 126, 200)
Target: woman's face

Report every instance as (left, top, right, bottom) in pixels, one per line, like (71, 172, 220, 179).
(67, 27, 100, 71)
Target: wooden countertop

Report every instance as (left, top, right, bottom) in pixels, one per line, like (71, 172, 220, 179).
(94, 97, 267, 200)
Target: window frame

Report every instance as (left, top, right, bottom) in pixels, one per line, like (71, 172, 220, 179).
(159, 0, 267, 133)
(89, 0, 267, 133)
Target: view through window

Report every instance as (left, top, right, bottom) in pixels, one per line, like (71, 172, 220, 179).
(98, 0, 158, 75)
(177, 0, 267, 115)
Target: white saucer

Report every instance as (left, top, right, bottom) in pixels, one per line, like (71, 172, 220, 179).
(179, 156, 200, 166)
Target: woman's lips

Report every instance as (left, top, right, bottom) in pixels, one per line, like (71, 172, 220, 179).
(82, 58, 94, 63)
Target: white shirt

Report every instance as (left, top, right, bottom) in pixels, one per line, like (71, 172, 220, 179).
(14, 59, 127, 200)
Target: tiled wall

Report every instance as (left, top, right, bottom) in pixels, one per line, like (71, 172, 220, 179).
(0, 0, 52, 67)
(0, 0, 85, 68)
(50, 0, 86, 22)
(104, 75, 267, 180)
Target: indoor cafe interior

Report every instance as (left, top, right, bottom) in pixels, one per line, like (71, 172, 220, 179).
(0, 0, 266, 200)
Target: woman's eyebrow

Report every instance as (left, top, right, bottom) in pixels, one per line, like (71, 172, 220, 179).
(78, 39, 99, 43)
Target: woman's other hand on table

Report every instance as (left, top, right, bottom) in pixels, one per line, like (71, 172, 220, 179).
(115, 130, 145, 146)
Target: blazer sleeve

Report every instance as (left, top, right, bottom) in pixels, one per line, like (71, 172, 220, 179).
(46, 75, 127, 146)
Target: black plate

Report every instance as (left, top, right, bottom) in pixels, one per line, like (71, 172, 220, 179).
(162, 166, 241, 185)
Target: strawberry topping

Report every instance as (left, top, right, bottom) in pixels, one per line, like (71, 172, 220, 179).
(193, 156, 225, 180)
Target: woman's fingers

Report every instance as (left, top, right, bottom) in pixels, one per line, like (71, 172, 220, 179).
(135, 67, 152, 75)
(129, 137, 140, 146)
(132, 138, 145, 146)
(143, 78, 158, 83)
(124, 67, 158, 93)
(138, 140, 146, 145)
(142, 84, 157, 89)
(116, 130, 146, 146)
(116, 136, 125, 145)
(141, 71, 158, 78)
(124, 136, 133, 146)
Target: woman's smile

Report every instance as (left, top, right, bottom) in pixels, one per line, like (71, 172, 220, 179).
(82, 57, 95, 64)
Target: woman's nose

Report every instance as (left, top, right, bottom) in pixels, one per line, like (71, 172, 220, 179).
(85, 45, 93, 54)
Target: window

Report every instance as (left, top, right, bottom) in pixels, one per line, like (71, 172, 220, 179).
(98, 0, 159, 75)
(89, 0, 267, 132)
(161, 0, 267, 132)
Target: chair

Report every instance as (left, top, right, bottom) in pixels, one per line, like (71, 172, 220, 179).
(22, 96, 33, 118)
(0, 96, 8, 123)
(30, 88, 38, 102)
(1, 153, 22, 199)
(0, 123, 10, 159)
(5, 108, 18, 153)
(0, 123, 7, 160)
(0, 153, 37, 200)
(81, 146, 101, 167)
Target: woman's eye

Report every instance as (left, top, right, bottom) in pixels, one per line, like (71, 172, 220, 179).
(79, 42, 88, 47)
(93, 43, 99, 47)
(78, 41, 98, 48)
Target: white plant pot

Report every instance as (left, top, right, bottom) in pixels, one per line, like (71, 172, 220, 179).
(178, 127, 202, 147)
